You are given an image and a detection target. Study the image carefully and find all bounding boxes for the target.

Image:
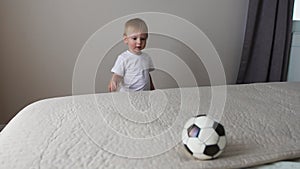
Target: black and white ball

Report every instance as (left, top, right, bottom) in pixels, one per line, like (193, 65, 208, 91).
(182, 114, 226, 160)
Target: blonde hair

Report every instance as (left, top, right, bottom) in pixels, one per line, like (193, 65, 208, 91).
(124, 18, 148, 37)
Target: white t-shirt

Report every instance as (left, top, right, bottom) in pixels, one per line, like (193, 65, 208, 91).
(111, 50, 154, 92)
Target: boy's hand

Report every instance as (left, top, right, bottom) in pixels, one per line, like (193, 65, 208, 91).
(108, 74, 122, 92)
(108, 80, 118, 92)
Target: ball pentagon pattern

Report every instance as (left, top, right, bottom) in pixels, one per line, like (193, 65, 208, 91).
(182, 115, 226, 160)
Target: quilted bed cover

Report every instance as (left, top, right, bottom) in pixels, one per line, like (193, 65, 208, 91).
(0, 82, 300, 169)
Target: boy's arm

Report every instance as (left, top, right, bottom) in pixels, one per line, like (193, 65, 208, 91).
(108, 73, 122, 92)
(149, 74, 155, 90)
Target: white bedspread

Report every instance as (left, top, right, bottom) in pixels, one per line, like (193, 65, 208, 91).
(0, 82, 299, 169)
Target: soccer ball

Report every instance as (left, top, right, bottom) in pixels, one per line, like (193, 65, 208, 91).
(182, 114, 226, 160)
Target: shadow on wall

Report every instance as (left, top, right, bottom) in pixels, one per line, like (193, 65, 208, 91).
(95, 33, 210, 93)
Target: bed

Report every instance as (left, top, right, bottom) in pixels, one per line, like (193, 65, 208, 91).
(0, 82, 299, 169)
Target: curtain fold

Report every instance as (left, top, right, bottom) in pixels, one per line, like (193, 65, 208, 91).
(236, 0, 294, 84)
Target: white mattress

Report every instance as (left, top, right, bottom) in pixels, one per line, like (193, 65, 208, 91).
(0, 82, 300, 169)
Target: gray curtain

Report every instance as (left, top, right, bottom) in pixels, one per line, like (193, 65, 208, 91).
(236, 0, 294, 84)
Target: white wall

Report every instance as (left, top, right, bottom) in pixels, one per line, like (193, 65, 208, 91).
(0, 0, 249, 124)
(288, 22, 300, 82)
(289, 0, 300, 81)
(293, 0, 300, 20)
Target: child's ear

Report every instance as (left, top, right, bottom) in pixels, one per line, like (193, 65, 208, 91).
(123, 35, 128, 44)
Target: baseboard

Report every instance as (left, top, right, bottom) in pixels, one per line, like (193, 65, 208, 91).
(0, 124, 6, 132)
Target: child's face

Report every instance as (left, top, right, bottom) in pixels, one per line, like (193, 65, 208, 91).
(124, 32, 147, 55)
